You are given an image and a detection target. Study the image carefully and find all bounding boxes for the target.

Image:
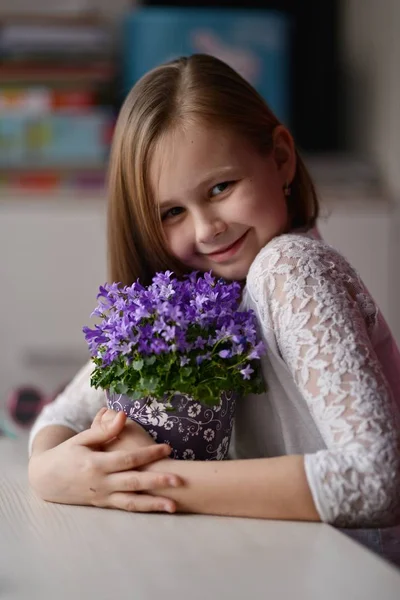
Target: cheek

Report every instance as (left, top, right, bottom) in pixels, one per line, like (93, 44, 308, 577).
(252, 188, 288, 226)
(164, 225, 194, 262)
(238, 190, 288, 242)
(232, 178, 281, 222)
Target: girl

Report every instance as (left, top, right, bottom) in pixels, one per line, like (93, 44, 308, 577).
(28, 54, 400, 565)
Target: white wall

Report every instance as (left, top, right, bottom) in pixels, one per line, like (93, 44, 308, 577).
(0, 196, 107, 403)
(342, 0, 400, 198)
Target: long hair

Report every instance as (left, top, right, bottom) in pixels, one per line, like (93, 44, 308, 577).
(107, 54, 319, 286)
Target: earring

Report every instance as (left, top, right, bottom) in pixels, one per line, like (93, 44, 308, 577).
(283, 181, 291, 197)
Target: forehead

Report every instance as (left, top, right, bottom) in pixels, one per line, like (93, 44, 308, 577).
(149, 121, 253, 203)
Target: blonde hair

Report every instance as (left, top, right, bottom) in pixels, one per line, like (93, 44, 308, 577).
(107, 54, 319, 285)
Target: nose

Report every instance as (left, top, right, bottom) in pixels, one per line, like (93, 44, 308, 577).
(195, 210, 227, 245)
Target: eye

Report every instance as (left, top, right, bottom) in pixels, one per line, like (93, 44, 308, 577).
(210, 181, 233, 197)
(161, 206, 185, 221)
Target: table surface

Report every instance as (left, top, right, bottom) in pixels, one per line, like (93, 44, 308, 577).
(1, 435, 400, 600)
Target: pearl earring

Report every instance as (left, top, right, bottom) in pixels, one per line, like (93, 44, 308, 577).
(283, 181, 291, 197)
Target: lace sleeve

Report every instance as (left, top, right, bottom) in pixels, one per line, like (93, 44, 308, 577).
(247, 235, 400, 527)
(28, 360, 106, 455)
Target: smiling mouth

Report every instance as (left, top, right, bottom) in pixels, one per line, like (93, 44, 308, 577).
(205, 230, 249, 262)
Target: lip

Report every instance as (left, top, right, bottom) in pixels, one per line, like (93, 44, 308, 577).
(205, 230, 249, 263)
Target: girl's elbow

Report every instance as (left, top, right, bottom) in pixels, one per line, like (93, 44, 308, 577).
(330, 447, 400, 528)
(367, 449, 400, 527)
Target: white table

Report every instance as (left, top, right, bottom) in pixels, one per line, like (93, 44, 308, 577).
(1, 435, 400, 600)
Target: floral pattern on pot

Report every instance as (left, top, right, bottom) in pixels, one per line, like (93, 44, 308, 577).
(106, 391, 236, 460)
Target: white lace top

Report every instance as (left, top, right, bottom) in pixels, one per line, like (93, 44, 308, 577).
(29, 229, 400, 530)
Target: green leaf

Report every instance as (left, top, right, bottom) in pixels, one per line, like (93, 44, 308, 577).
(115, 382, 129, 394)
(96, 371, 113, 387)
(195, 383, 217, 406)
(132, 359, 144, 371)
(144, 356, 156, 366)
(139, 376, 159, 393)
(87, 329, 267, 405)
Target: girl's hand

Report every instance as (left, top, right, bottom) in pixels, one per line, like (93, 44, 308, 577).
(99, 410, 159, 452)
(28, 408, 181, 513)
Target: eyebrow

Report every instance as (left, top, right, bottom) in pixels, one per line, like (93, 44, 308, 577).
(157, 165, 238, 207)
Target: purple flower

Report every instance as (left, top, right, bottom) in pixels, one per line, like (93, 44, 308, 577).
(153, 317, 166, 334)
(192, 294, 208, 310)
(234, 344, 245, 356)
(193, 336, 206, 350)
(82, 325, 108, 347)
(196, 352, 212, 365)
(203, 272, 215, 286)
(150, 339, 168, 354)
(133, 304, 151, 319)
(162, 325, 176, 342)
(247, 341, 266, 361)
(83, 269, 266, 401)
(240, 365, 254, 380)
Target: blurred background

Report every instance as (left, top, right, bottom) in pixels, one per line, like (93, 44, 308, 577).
(0, 0, 399, 431)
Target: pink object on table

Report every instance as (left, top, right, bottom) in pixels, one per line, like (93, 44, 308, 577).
(7, 386, 45, 427)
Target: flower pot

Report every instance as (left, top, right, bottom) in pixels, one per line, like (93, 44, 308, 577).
(106, 391, 236, 460)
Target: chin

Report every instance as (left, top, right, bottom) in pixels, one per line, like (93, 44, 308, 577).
(211, 263, 250, 282)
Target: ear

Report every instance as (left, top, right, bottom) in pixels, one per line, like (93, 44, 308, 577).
(271, 125, 296, 187)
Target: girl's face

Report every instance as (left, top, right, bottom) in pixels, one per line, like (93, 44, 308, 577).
(150, 121, 295, 281)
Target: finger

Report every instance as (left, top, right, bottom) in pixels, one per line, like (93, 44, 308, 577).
(106, 470, 182, 493)
(90, 406, 108, 429)
(101, 444, 172, 473)
(107, 493, 177, 513)
(95, 407, 126, 431)
(76, 410, 127, 447)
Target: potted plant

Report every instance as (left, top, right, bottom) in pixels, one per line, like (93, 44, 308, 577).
(83, 271, 266, 460)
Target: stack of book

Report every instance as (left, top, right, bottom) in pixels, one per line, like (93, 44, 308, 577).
(0, 13, 116, 192)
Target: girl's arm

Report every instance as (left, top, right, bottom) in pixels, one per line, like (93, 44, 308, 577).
(29, 408, 178, 513)
(28, 363, 182, 512)
(31, 425, 77, 455)
(145, 454, 319, 520)
(139, 236, 400, 526)
(243, 235, 400, 527)
(101, 418, 319, 519)
(28, 361, 105, 455)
